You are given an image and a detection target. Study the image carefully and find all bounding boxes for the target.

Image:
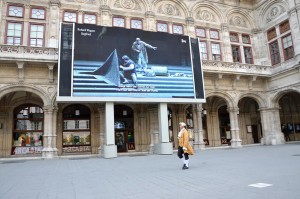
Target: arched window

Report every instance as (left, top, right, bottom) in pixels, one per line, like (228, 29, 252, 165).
(62, 104, 91, 153)
(12, 104, 44, 155)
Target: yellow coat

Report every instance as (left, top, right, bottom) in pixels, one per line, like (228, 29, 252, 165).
(178, 128, 194, 155)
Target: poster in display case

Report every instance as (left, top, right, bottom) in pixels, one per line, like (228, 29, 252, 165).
(63, 131, 91, 146)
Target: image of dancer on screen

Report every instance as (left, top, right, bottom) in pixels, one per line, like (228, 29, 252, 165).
(119, 55, 138, 86)
(131, 38, 157, 71)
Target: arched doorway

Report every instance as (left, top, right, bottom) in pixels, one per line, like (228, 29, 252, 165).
(218, 105, 231, 145)
(114, 105, 134, 152)
(62, 104, 91, 153)
(12, 104, 44, 155)
(279, 92, 300, 142)
(238, 97, 261, 144)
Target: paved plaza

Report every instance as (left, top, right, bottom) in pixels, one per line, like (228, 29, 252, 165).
(1, 143, 300, 199)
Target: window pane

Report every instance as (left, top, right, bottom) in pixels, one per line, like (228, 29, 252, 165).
(7, 37, 14, 44)
(31, 31, 37, 38)
(212, 43, 221, 60)
(31, 8, 45, 19)
(244, 47, 253, 64)
(210, 30, 219, 39)
(113, 17, 125, 27)
(8, 5, 23, 17)
(64, 12, 77, 22)
(84, 14, 96, 24)
(232, 46, 240, 62)
(131, 19, 142, 29)
(173, 25, 183, 34)
(157, 23, 168, 32)
(196, 28, 205, 38)
(14, 38, 21, 45)
(269, 42, 280, 65)
(230, 33, 238, 42)
(242, 35, 250, 44)
(200, 42, 207, 60)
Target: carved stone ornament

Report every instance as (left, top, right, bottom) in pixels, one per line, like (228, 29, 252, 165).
(114, 0, 141, 11)
(196, 10, 216, 22)
(266, 5, 285, 23)
(229, 15, 248, 28)
(157, 3, 181, 16)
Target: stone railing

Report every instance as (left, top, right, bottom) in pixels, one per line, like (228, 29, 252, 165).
(202, 60, 272, 77)
(0, 45, 58, 63)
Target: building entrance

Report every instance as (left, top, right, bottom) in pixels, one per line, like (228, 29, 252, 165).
(114, 105, 135, 152)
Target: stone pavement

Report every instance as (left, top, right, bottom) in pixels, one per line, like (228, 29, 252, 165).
(1, 143, 300, 199)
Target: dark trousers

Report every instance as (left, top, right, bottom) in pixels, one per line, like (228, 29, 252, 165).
(177, 146, 189, 160)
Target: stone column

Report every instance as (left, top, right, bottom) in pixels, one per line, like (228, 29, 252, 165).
(145, 11, 156, 31)
(228, 107, 242, 148)
(102, 102, 117, 158)
(97, 105, 105, 156)
(154, 103, 173, 154)
(42, 106, 58, 158)
(259, 108, 285, 145)
(148, 105, 158, 153)
(193, 104, 206, 150)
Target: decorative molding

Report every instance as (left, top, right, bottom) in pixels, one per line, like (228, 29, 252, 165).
(266, 5, 286, 23)
(196, 9, 216, 22)
(157, 3, 181, 17)
(145, 11, 155, 18)
(0, 45, 58, 63)
(114, 0, 142, 11)
(202, 60, 272, 77)
(229, 15, 248, 28)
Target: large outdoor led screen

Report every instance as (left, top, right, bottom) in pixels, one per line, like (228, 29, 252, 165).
(57, 23, 205, 103)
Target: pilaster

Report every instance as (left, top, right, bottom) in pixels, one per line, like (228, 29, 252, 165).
(259, 108, 285, 145)
(42, 106, 58, 159)
(154, 103, 172, 154)
(227, 107, 242, 148)
(147, 105, 158, 153)
(193, 104, 206, 150)
(102, 102, 117, 158)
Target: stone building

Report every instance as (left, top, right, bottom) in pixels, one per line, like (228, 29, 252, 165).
(0, 0, 299, 158)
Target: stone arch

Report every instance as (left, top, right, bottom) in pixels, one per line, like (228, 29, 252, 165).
(190, 3, 223, 24)
(152, 0, 189, 19)
(205, 91, 235, 108)
(59, 103, 95, 114)
(110, 0, 148, 12)
(226, 9, 255, 29)
(258, 0, 289, 27)
(237, 92, 267, 108)
(0, 84, 51, 107)
(272, 88, 300, 108)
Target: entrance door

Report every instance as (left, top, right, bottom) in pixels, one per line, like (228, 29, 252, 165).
(114, 105, 134, 153)
(251, 125, 259, 143)
(115, 131, 126, 152)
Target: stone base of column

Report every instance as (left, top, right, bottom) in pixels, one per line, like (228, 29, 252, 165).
(42, 148, 58, 159)
(230, 139, 242, 148)
(193, 141, 206, 151)
(102, 145, 117, 158)
(149, 144, 154, 154)
(264, 133, 285, 145)
(154, 142, 173, 154)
